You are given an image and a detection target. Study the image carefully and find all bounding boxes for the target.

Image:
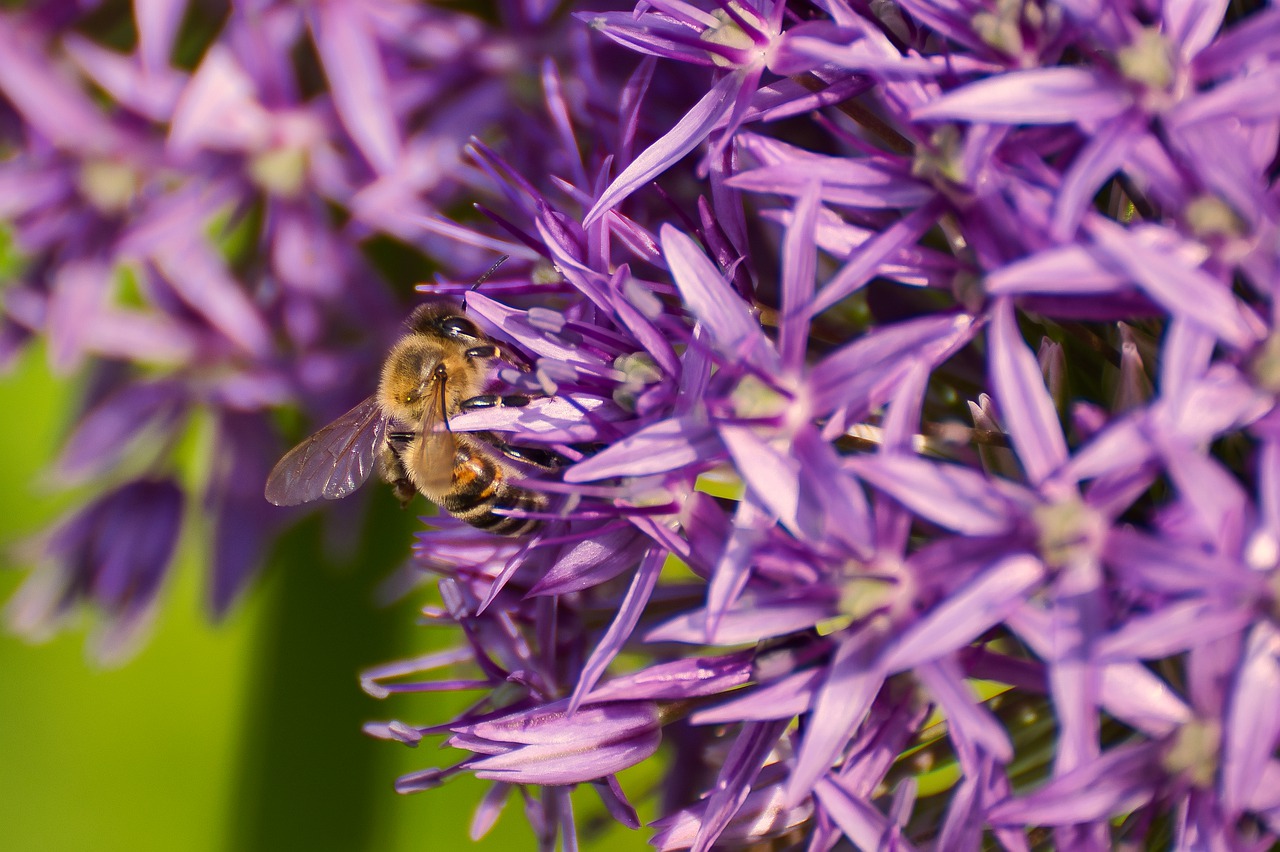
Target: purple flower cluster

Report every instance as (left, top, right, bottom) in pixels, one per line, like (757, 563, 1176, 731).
(0, 0, 576, 659)
(8, 0, 1280, 848)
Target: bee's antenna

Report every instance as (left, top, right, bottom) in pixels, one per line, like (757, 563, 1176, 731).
(471, 255, 509, 292)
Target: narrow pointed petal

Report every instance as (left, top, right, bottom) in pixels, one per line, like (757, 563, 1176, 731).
(662, 224, 779, 372)
(989, 299, 1069, 486)
(1222, 623, 1280, 815)
(882, 554, 1046, 672)
(1089, 220, 1261, 348)
(134, 0, 186, 74)
(916, 659, 1013, 765)
(809, 313, 976, 417)
(568, 548, 664, 711)
(779, 180, 820, 370)
(563, 415, 721, 482)
(1099, 662, 1192, 738)
(989, 742, 1160, 826)
(813, 776, 908, 852)
(585, 74, 740, 226)
(788, 629, 884, 804)
(808, 200, 944, 316)
(691, 720, 791, 852)
(914, 68, 1132, 125)
(985, 244, 1128, 295)
(311, 0, 401, 174)
(847, 454, 1023, 536)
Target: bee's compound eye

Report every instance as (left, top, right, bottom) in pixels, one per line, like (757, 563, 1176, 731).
(439, 316, 480, 339)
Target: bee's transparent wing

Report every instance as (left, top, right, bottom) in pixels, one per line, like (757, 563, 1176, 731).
(414, 379, 456, 494)
(264, 396, 386, 505)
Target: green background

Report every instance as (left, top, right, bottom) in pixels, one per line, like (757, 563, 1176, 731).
(0, 346, 647, 852)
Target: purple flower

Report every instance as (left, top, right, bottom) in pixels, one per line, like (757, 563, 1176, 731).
(9, 0, 1280, 849)
(6, 479, 183, 663)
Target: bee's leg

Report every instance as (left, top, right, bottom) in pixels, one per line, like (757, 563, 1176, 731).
(464, 345, 501, 360)
(458, 394, 533, 411)
(480, 434, 565, 470)
(381, 435, 418, 508)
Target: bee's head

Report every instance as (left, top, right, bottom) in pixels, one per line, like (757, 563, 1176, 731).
(405, 303, 481, 340)
(377, 330, 487, 425)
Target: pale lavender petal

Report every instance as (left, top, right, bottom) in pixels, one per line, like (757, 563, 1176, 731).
(1194, 7, 1280, 79)
(1105, 526, 1258, 596)
(808, 200, 944, 316)
(691, 668, 823, 724)
(1222, 623, 1280, 815)
(311, 0, 401, 174)
(879, 359, 930, 454)
(584, 73, 740, 226)
(459, 701, 656, 746)
(451, 396, 619, 444)
(935, 766, 983, 852)
(792, 427, 874, 557)
(727, 157, 935, 210)
(135, 0, 186, 74)
(0, 16, 123, 151)
(788, 629, 884, 804)
(691, 720, 790, 852)
(587, 651, 754, 703)
(531, 526, 648, 595)
(55, 380, 185, 483)
(1098, 662, 1192, 738)
(1159, 363, 1271, 444)
(1097, 599, 1252, 662)
(466, 293, 607, 368)
(1050, 110, 1144, 240)
(1168, 66, 1280, 127)
(651, 777, 814, 852)
(47, 259, 109, 374)
(777, 25, 941, 76)
(704, 495, 770, 638)
(646, 596, 834, 645)
(882, 554, 1045, 672)
(985, 245, 1128, 295)
(568, 548, 664, 711)
(1046, 561, 1105, 775)
(470, 784, 512, 840)
(989, 299, 1069, 487)
(846, 454, 1022, 536)
(809, 313, 976, 417)
(63, 34, 184, 121)
(1158, 317, 1215, 403)
(562, 415, 721, 482)
(720, 425, 809, 538)
(469, 737, 658, 785)
(661, 224, 778, 372)
(988, 742, 1161, 826)
(1249, 762, 1280, 812)
(1163, 0, 1229, 58)
(916, 659, 1013, 764)
(168, 45, 271, 154)
(779, 180, 819, 369)
(1162, 442, 1248, 551)
(1089, 219, 1261, 348)
(152, 241, 272, 357)
(1061, 415, 1154, 484)
(813, 776, 907, 852)
(913, 68, 1133, 125)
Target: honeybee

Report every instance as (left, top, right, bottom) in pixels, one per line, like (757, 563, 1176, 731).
(264, 303, 550, 536)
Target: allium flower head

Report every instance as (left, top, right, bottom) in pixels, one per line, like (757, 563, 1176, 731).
(9, 0, 1280, 849)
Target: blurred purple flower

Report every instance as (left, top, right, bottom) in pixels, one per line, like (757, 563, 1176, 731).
(6, 478, 183, 664)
